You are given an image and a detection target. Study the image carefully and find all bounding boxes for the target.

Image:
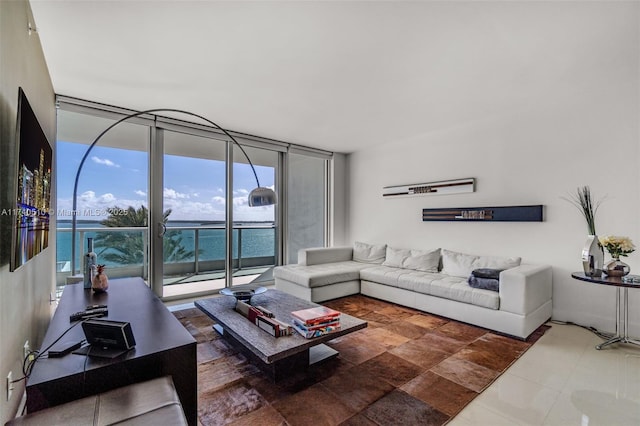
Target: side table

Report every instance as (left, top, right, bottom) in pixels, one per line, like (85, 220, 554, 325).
(571, 272, 640, 350)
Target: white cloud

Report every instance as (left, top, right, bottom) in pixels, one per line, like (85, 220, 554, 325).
(233, 195, 248, 207)
(59, 188, 272, 222)
(80, 190, 96, 202)
(163, 188, 189, 199)
(99, 193, 116, 203)
(162, 199, 225, 221)
(91, 156, 120, 168)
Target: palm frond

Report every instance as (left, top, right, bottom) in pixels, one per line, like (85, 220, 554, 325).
(95, 205, 198, 265)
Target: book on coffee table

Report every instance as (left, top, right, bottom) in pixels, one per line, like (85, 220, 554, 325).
(292, 320, 341, 339)
(291, 306, 341, 326)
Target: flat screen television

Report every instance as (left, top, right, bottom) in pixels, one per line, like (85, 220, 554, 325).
(11, 88, 53, 271)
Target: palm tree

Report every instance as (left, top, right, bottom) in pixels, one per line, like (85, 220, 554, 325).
(94, 205, 197, 265)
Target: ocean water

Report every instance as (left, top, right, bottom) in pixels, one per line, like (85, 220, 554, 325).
(56, 221, 275, 267)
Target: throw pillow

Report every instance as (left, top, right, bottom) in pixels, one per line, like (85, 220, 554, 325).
(441, 249, 479, 278)
(472, 255, 521, 271)
(382, 246, 411, 268)
(403, 248, 441, 272)
(442, 249, 521, 278)
(353, 241, 387, 264)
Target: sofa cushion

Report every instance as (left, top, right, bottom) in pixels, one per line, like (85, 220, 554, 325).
(362, 268, 500, 310)
(382, 247, 411, 268)
(402, 248, 440, 272)
(274, 261, 369, 288)
(353, 241, 387, 264)
(429, 278, 500, 310)
(360, 265, 412, 288)
(395, 270, 443, 293)
(441, 249, 521, 278)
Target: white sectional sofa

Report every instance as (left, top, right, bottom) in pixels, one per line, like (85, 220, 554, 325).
(274, 242, 552, 339)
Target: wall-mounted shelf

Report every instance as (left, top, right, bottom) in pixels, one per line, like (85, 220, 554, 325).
(422, 205, 543, 222)
(383, 178, 475, 198)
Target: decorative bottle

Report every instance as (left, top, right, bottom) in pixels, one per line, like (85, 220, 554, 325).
(84, 237, 97, 289)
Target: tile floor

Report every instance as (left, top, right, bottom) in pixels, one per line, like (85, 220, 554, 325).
(449, 323, 640, 426)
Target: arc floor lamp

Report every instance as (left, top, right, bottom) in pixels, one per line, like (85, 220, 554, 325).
(70, 108, 277, 274)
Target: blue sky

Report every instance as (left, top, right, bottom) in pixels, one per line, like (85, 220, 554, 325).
(56, 141, 275, 222)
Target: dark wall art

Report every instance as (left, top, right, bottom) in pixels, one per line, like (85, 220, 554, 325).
(11, 88, 52, 271)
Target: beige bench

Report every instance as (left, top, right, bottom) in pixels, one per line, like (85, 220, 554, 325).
(6, 376, 187, 426)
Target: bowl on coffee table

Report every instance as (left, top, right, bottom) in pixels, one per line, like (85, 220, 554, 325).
(219, 286, 267, 303)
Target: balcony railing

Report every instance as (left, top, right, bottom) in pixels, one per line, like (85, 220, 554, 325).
(56, 224, 276, 286)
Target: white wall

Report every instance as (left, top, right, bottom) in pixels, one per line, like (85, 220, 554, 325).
(0, 1, 56, 422)
(347, 2, 640, 335)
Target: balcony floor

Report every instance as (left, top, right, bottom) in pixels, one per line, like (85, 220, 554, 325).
(162, 267, 273, 299)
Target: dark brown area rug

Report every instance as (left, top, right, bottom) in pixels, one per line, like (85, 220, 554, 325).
(172, 294, 549, 426)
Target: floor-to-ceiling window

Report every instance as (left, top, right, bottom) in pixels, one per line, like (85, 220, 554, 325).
(55, 108, 150, 286)
(55, 97, 331, 299)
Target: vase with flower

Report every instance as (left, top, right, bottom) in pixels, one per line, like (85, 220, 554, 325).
(563, 186, 605, 276)
(599, 236, 635, 277)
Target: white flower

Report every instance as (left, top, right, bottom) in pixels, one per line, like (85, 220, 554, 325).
(599, 236, 635, 258)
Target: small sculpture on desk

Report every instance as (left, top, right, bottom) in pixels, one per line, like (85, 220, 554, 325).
(91, 264, 109, 292)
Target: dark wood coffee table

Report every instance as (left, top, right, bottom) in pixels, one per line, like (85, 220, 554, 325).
(195, 289, 367, 381)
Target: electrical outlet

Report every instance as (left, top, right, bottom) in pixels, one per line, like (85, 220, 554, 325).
(6, 371, 13, 401)
(23, 340, 30, 360)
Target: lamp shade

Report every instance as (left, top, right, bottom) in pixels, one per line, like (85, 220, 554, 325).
(249, 187, 277, 207)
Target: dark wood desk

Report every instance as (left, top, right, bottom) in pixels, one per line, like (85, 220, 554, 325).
(26, 278, 197, 425)
(571, 272, 640, 350)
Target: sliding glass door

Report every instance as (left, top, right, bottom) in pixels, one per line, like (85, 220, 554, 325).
(159, 129, 228, 298)
(55, 97, 330, 299)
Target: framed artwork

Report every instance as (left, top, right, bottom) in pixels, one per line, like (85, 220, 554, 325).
(11, 88, 52, 271)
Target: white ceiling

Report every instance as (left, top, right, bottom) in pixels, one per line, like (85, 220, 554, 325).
(29, 0, 622, 154)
